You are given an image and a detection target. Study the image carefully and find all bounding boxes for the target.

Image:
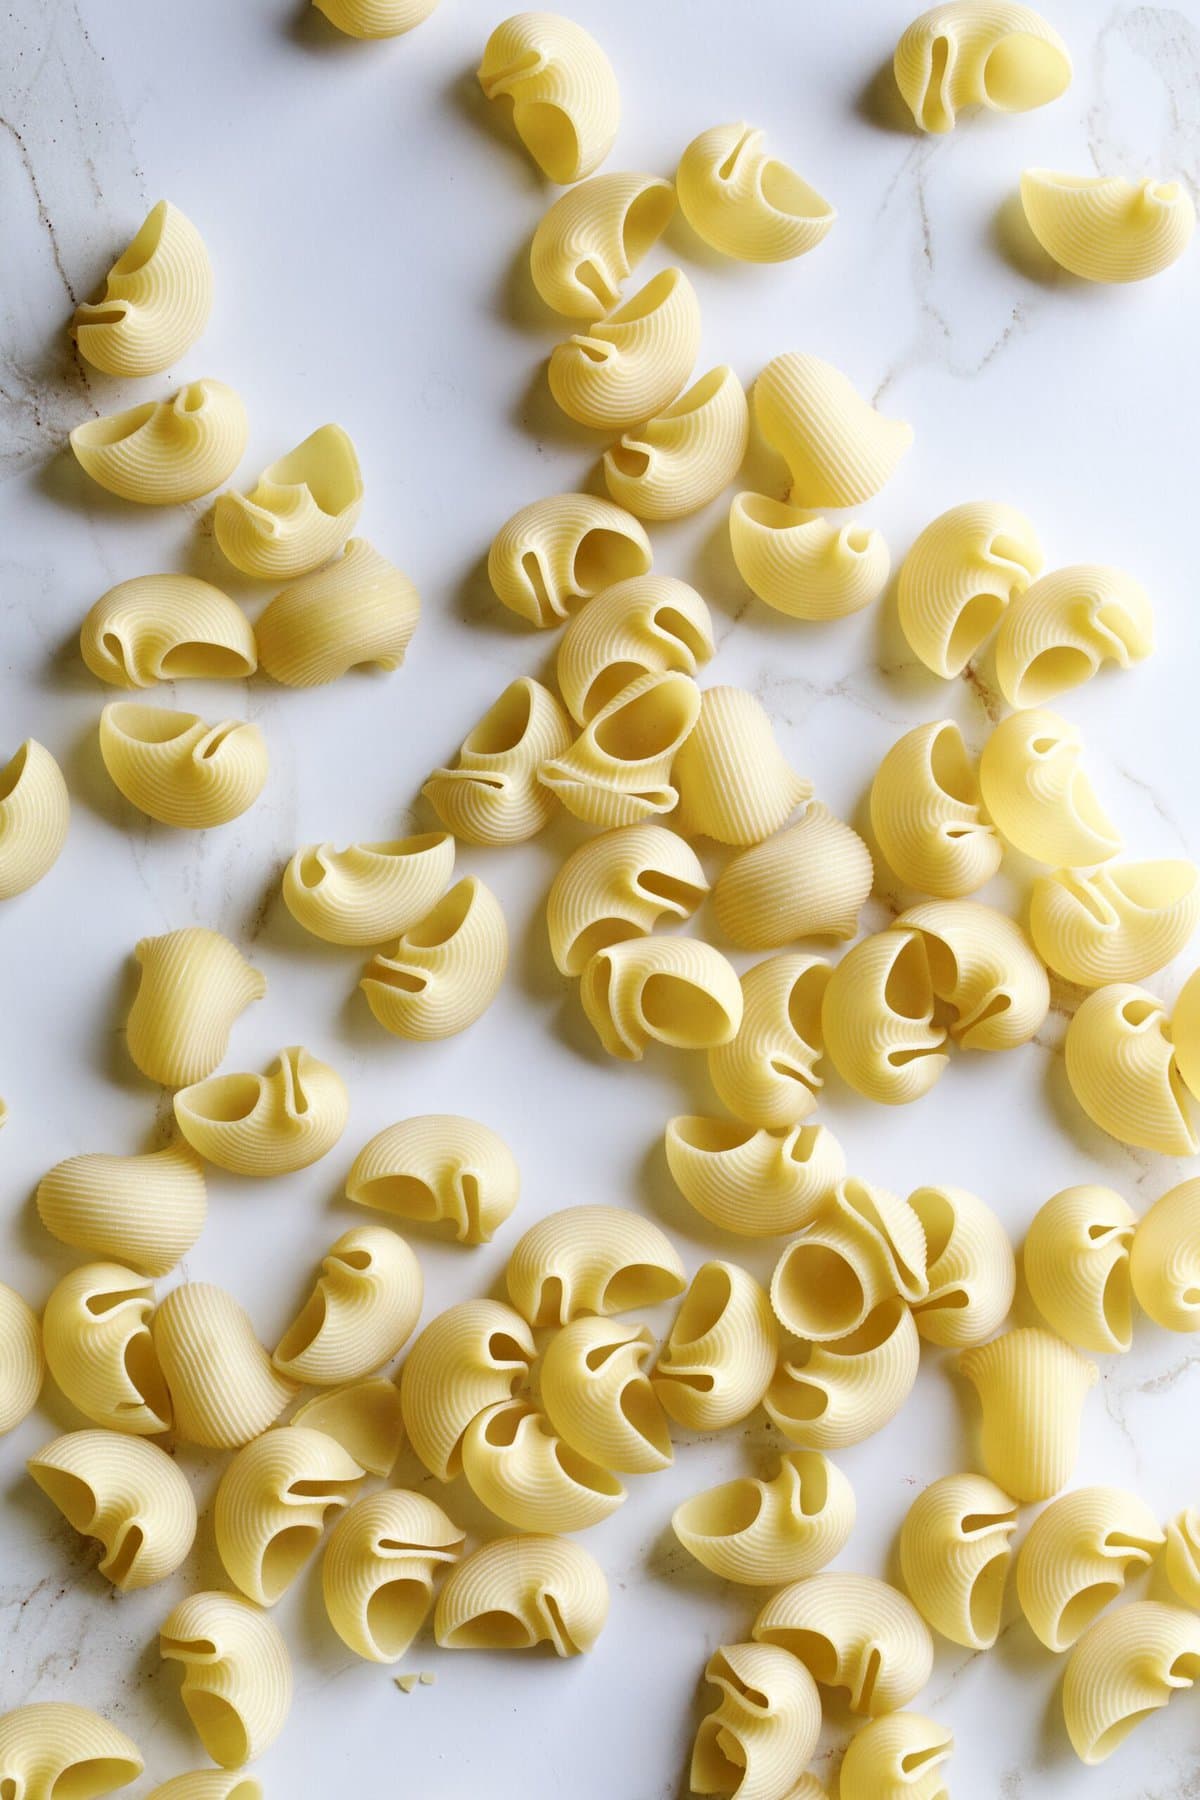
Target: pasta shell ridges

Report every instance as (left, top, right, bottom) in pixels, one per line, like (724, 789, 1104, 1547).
(70, 379, 248, 505)
(676, 122, 836, 263)
(754, 352, 913, 508)
(99, 703, 268, 829)
(1021, 169, 1196, 283)
(0, 1282, 44, 1435)
(80, 574, 257, 687)
(346, 1113, 519, 1245)
(256, 539, 419, 688)
(530, 172, 676, 318)
(0, 739, 70, 899)
(72, 200, 213, 377)
(487, 492, 652, 627)
(433, 1534, 609, 1655)
(548, 268, 703, 432)
(729, 492, 890, 621)
(602, 366, 749, 521)
(360, 877, 508, 1041)
(715, 802, 873, 949)
(214, 424, 364, 580)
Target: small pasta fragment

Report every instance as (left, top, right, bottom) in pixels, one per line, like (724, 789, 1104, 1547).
(1029, 861, 1200, 987)
(214, 425, 362, 579)
(322, 1490, 464, 1663)
(400, 1300, 535, 1480)
(539, 1317, 672, 1472)
(897, 501, 1044, 678)
(0, 1283, 43, 1435)
(530, 172, 675, 317)
(1129, 1176, 1200, 1331)
(538, 669, 701, 827)
(1016, 1485, 1165, 1652)
(70, 378, 247, 504)
(0, 1703, 142, 1798)
(978, 708, 1121, 868)
(958, 1327, 1098, 1502)
(673, 686, 811, 847)
(869, 720, 1001, 899)
(677, 123, 834, 263)
(729, 494, 889, 621)
(1024, 1185, 1137, 1353)
(546, 822, 707, 976)
(160, 1590, 291, 1767)
(283, 832, 454, 947)
(272, 1226, 422, 1386)
(291, 1380, 404, 1478)
(899, 1473, 1018, 1650)
(557, 579, 713, 725)
(435, 1533, 608, 1654)
(37, 1141, 205, 1276)
(214, 1426, 364, 1605)
(708, 954, 831, 1129)
(602, 366, 749, 521)
(1064, 983, 1196, 1155)
(477, 11, 619, 184)
(907, 1184, 1015, 1348)
(1062, 1601, 1200, 1764)
(175, 1045, 349, 1176)
(691, 1642, 821, 1800)
(126, 927, 265, 1088)
(579, 934, 743, 1059)
(839, 1713, 954, 1800)
(673, 1451, 855, 1585)
(459, 1399, 624, 1531)
(821, 929, 949, 1105)
(41, 1263, 170, 1434)
(753, 1572, 934, 1716)
(665, 1117, 844, 1238)
(360, 877, 508, 1041)
(28, 1428, 196, 1590)
(995, 564, 1154, 708)
(506, 1204, 685, 1326)
(715, 804, 873, 949)
(1164, 1510, 1200, 1608)
(153, 1284, 296, 1450)
(256, 539, 418, 687)
(487, 492, 651, 627)
(548, 268, 702, 431)
(898, 898, 1049, 1050)
(754, 353, 913, 508)
(770, 1179, 928, 1343)
(765, 1300, 920, 1449)
(347, 1114, 519, 1246)
(423, 678, 572, 845)
(653, 1261, 778, 1430)
(80, 575, 257, 687)
(72, 200, 213, 376)
(314, 0, 439, 37)
(1021, 169, 1196, 283)
(894, 3, 1072, 132)
(99, 703, 267, 829)
(0, 739, 69, 899)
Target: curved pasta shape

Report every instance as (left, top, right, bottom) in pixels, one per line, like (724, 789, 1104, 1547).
(1024, 1184, 1136, 1353)
(691, 1642, 821, 1800)
(869, 720, 1001, 899)
(1021, 169, 1196, 284)
(894, 2, 1072, 132)
(579, 934, 743, 1059)
(175, 1045, 349, 1176)
(477, 11, 619, 184)
(147, 1775, 263, 1800)
(958, 1327, 1098, 1502)
(459, 1399, 624, 1532)
(214, 1426, 364, 1605)
(753, 1572, 934, 1715)
(347, 1113, 519, 1246)
(897, 500, 1044, 677)
(907, 1184, 1015, 1348)
(487, 491, 651, 627)
(1175, 964, 1200, 1101)
(1164, 1510, 1200, 1609)
(765, 1300, 920, 1449)
(530, 171, 675, 317)
(665, 1117, 844, 1239)
(729, 494, 889, 621)
(37, 1141, 205, 1276)
(434, 1533, 608, 1654)
(979, 708, 1121, 867)
(214, 425, 362, 579)
(556, 576, 713, 726)
(1064, 983, 1196, 1155)
(423, 677, 572, 844)
(674, 686, 810, 847)
(714, 804, 873, 948)
(282, 831, 453, 948)
(548, 268, 702, 431)
(41, 1262, 170, 1435)
(272, 1226, 422, 1386)
(256, 538, 419, 687)
(1062, 1600, 1200, 1764)
(99, 703, 268, 829)
(80, 574, 257, 687)
(539, 1316, 672, 1472)
(360, 877, 508, 1040)
(71, 378, 247, 504)
(28, 1428, 196, 1590)
(1129, 1176, 1200, 1331)
(898, 898, 1049, 1050)
(771, 1179, 928, 1342)
(400, 1299, 535, 1480)
(540, 668, 700, 825)
(602, 366, 749, 521)
(72, 200, 212, 376)
(1030, 861, 1200, 987)
(322, 1489, 464, 1663)
(995, 564, 1154, 708)
(0, 1703, 143, 1799)
(708, 954, 831, 1130)
(899, 1473, 1018, 1650)
(291, 1379, 404, 1478)
(673, 1451, 854, 1586)
(0, 739, 69, 900)
(546, 821, 707, 976)
(0, 1282, 43, 1435)
(153, 1284, 296, 1450)
(755, 353, 913, 508)
(160, 1590, 291, 1768)
(506, 1204, 685, 1326)
(839, 1713, 954, 1800)
(313, 0, 439, 37)
(126, 928, 264, 1088)
(677, 122, 834, 263)
(653, 1261, 778, 1430)
(821, 929, 949, 1105)
(1016, 1485, 1164, 1653)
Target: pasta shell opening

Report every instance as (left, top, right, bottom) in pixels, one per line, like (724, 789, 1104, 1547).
(42, 1755, 144, 1797)
(677, 1478, 765, 1539)
(928, 723, 980, 809)
(671, 1263, 734, 1345)
(261, 425, 360, 516)
(151, 639, 252, 681)
(619, 1380, 673, 1460)
(0, 741, 31, 801)
(71, 402, 159, 451)
(441, 1608, 532, 1651)
(27, 1466, 98, 1536)
(983, 34, 1072, 112)
(640, 973, 733, 1046)
(673, 1117, 757, 1155)
(109, 198, 170, 274)
(402, 880, 476, 949)
(261, 1524, 323, 1602)
(607, 267, 679, 327)
(966, 1549, 1011, 1645)
(463, 681, 535, 757)
(366, 1579, 430, 1659)
(773, 1243, 865, 1339)
(180, 1073, 262, 1125)
(884, 933, 936, 1024)
(102, 1521, 145, 1588)
(759, 159, 832, 223)
(620, 182, 677, 269)
(106, 703, 195, 747)
(1015, 644, 1096, 708)
(180, 1693, 249, 1770)
(570, 526, 649, 595)
(947, 590, 1008, 675)
(908, 1187, 955, 1265)
(594, 683, 694, 759)
(603, 1263, 686, 1314)
(515, 102, 580, 186)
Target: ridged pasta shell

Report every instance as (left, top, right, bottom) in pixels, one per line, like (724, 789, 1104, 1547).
(423, 677, 572, 844)
(0, 1704, 143, 1798)
(899, 1473, 1018, 1650)
(37, 1140, 205, 1276)
(839, 1713, 954, 1800)
(126, 927, 265, 1088)
(674, 1451, 854, 1585)
(347, 1113, 519, 1245)
(1024, 1184, 1136, 1353)
(897, 500, 1044, 677)
(80, 574, 257, 687)
(908, 1184, 1015, 1348)
(282, 832, 454, 948)
(665, 1117, 844, 1238)
(1029, 861, 1200, 986)
(256, 538, 419, 687)
(273, 1226, 421, 1387)
(434, 1533, 608, 1654)
(487, 491, 651, 627)
(313, 0, 439, 38)
(548, 268, 702, 431)
(539, 1317, 672, 1472)
(821, 928, 949, 1104)
(579, 933, 743, 1059)
(70, 378, 247, 504)
(754, 352, 913, 508)
(214, 425, 362, 579)
(175, 1045, 348, 1176)
(72, 200, 213, 376)
(530, 171, 675, 317)
(1175, 964, 1200, 1101)
(214, 1426, 364, 1605)
(1021, 169, 1196, 283)
(506, 1203, 685, 1326)
(1064, 983, 1196, 1155)
(0, 1282, 43, 1435)
(29, 1428, 196, 1590)
(291, 1379, 404, 1478)
(673, 686, 811, 847)
(979, 707, 1121, 867)
(729, 493, 889, 621)
(603, 366, 749, 520)
(0, 739, 69, 899)
(1015, 1485, 1165, 1652)
(691, 1642, 821, 1800)
(653, 1260, 778, 1430)
(98, 703, 268, 829)
(546, 821, 707, 976)
(1129, 1176, 1200, 1331)
(477, 11, 619, 184)
(322, 1489, 464, 1663)
(160, 1590, 292, 1767)
(898, 898, 1050, 1050)
(958, 1327, 1098, 1502)
(146, 1773, 263, 1800)
(894, 2, 1072, 132)
(753, 1571, 934, 1715)
(765, 1300, 920, 1449)
(459, 1399, 624, 1531)
(41, 1262, 170, 1435)
(1062, 1600, 1200, 1764)
(714, 803, 873, 947)
(556, 575, 713, 726)
(400, 1299, 535, 1480)
(869, 719, 1001, 898)
(360, 877, 508, 1040)
(153, 1284, 297, 1450)
(676, 122, 835, 263)
(708, 954, 831, 1129)
(1164, 1509, 1200, 1609)
(770, 1179, 927, 1342)
(995, 563, 1154, 708)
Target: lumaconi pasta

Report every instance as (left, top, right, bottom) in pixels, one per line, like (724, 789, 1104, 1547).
(530, 172, 675, 317)
(360, 877, 508, 1040)
(175, 1045, 349, 1176)
(1062, 1601, 1200, 1765)
(716, 804, 873, 951)
(435, 1534, 608, 1655)
(728, 494, 890, 621)
(557, 580, 713, 726)
(978, 707, 1121, 867)
(673, 686, 810, 847)
(291, 1380, 405, 1478)
(423, 678, 573, 844)
(477, 11, 620, 184)
(578, 934, 743, 1059)
(313, 0, 440, 37)
(37, 1140, 206, 1276)
(28, 1428, 197, 1591)
(665, 1117, 845, 1238)
(70, 378, 247, 504)
(690, 1642, 821, 1800)
(869, 720, 1002, 899)
(1029, 861, 1200, 987)
(838, 1713, 954, 1800)
(1064, 984, 1196, 1156)
(347, 1113, 519, 1245)
(41, 1262, 170, 1435)
(994, 564, 1154, 708)
(1175, 964, 1200, 1101)
(896, 501, 1044, 678)
(214, 425, 363, 579)
(160, 1590, 292, 1767)
(153, 1284, 296, 1450)
(272, 1226, 422, 1386)
(146, 1774, 264, 1800)
(754, 352, 913, 508)
(126, 927, 265, 1088)
(958, 1327, 1098, 1502)
(0, 739, 69, 899)
(1129, 1176, 1200, 1331)
(282, 832, 454, 948)
(1020, 170, 1196, 283)
(765, 1299, 921, 1449)
(506, 1204, 685, 1326)
(676, 122, 835, 263)
(0, 1282, 43, 1435)
(653, 1261, 778, 1430)
(487, 492, 652, 627)
(907, 1184, 1015, 1348)
(898, 898, 1050, 1050)
(545, 821, 708, 976)
(98, 703, 268, 829)
(893, 2, 1072, 132)
(400, 1300, 535, 1480)
(1015, 1485, 1165, 1652)
(753, 1572, 935, 1715)
(1164, 1510, 1200, 1609)
(673, 1451, 855, 1586)
(72, 200, 213, 376)
(547, 268, 702, 431)
(539, 1316, 672, 1472)
(770, 1179, 928, 1343)
(214, 1426, 364, 1605)
(80, 574, 257, 687)
(602, 366, 750, 521)
(0, 1703, 143, 1798)
(1023, 1185, 1137, 1353)
(255, 539, 419, 687)
(708, 954, 831, 1130)
(459, 1398, 625, 1532)
(322, 1489, 464, 1662)
(821, 929, 949, 1105)
(898, 1473, 1018, 1650)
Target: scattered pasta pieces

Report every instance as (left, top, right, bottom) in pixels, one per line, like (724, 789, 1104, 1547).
(126, 927, 265, 1088)
(673, 1450, 855, 1585)
(256, 539, 419, 687)
(978, 707, 1121, 867)
(423, 677, 572, 845)
(214, 424, 363, 579)
(283, 832, 455, 947)
(99, 702, 268, 829)
(690, 1642, 821, 1798)
(0, 739, 70, 900)
(0, 1282, 44, 1436)
(347, 1113, 519, 1245)
(870, 719, 1001, 898)
(729, 494, 890, 621)
(37, 1141, 206, 1276)
(894, 2, 1072, 133)
(1062, 1600, 1200, 1764)
(175, 1045, 349, 1176)
(360, 877, 508, 1040)
(754, 351, 913, 508)
(487, 491, 651, 627)
(602, 365, 749, 521)
(160, 1590, 292, 1767)
(897, 500, 1043, 678)
(677, 123, 835, 262)
(556, 576, 713, 725)
(29, 1428, 197, 1591)
(899, 1473, 1018, 1649)
(1021, 170, 1196, 284)
(70, 378, 247, 504)
(1029, 861, 1200, 987)
(477, 12, 620, 185)
(1023, 1184, 1137, 1353)
(530, 172, 675, 318)
(548, 266, 702, 431)
(1016, 1485, 1164, 1652)
(958, 1326, 1098, 1502)
(753, 1571, 934, 1715)
(80, 574, 257, 687)
(72, 200, 213, 376)
(434, 1534, 608, 1655)
(714, 803, 873, 948)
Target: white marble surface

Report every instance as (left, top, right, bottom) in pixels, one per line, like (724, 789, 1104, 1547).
(2, 0, 1200, 1793)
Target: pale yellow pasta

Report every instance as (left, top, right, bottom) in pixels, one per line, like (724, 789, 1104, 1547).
(548, 268, 702, 431)
(546, 821, 708, 976)
(273, 1225, 422, 1386)
(715, 803, 873, 949)
(958, 1327, 1098, 1502)
(72, 200, 213, 376)
(126, 927, 265, 1088)
(487, 491, 651, 627)
(214, 1425, 364, 1605)
(400, 1299, 535, 1480)
(1175, 964, 1200, 1101)
(1129, 1176, 1200, 1331)
(0, 1704, 142, 1799)
(821, 929, 949, 1105)
(42, 1262, 169, 1434)
(1164, 1509, 1200, 1609)
(770, 1179, 928, 1343)
(28, 1428, 196, 1591)
(673, 1451, 854, 1586)
(754, 352, 913, 508)
(99, 703, 268, 829)
(899, 1474, 1018, 1650)
(37, 1140, 205, 1276)
(314, 0, 439, 37)
(677, 122, 835, 263)
(579, 933, 743, 1059)
(175, 1045, 349, 1176)
(1062, 1600, 1200, 1764)
(603, 366, 749, 520)
(0, 1282, 43, 1436)
(360, 877, 508, 1040)
(80, 574, 257, 687)
(322, 1489, 464, 1662)
(839, 1713, 954, 1800)
(291, 1379, 404, 1478)
(506, 1203, 685, 1326)
(459, 1399, 624, 1532)
(995, 564, 1154, 708)
(282, 832, 454, 948)
(70, 378, 247, 504)
(653, 1261, 778, 1431)
(435, 1533, 608, 1654)
(539, 1317, 672, 1472)
(477, 11, 619, 184)
(665, 1118, 844, 1239)
(899, 898, 1050, 1050)
(708, 954, 831, 1129)
(673, 686, 811, 847)
(907, 1184, 1015, 1348)
(894, 3, 1072, 132)
(690, 1642, 821, 1800)
(256, 538, 419, 687)
(153, 1283, 296, 1450)
(147, 1775, 263, 1800)
(753, 1572, 934, 1715)
(1016, 1485, 1164, 1653)
(1064, 983, 1196, 1155)
(869, 720, 1001, 898)
(978, 707, 1121, 867)
(530, 172, 675, 317)
(896, 500, 1044, 677)
(540, 668, 700, 826)
(160, 1590, 291, 1768)
(424, 677, 571, 846)
(1024, 1185, 1136, 1354)
(214, 425, 362, 579)
(729, 494, 890, 621)
(1021, 170, 1196, 283)
(0, 739, 69, 900)
(556, 576, 714, 726)
(1029, 861, 1200, 987)
(765, 1300, 921, 1449)
(347, 1113, 518, 1246)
